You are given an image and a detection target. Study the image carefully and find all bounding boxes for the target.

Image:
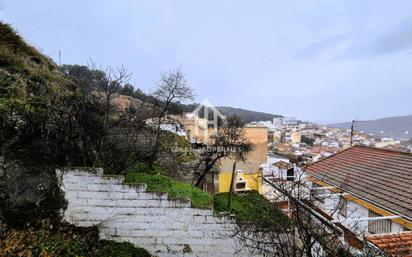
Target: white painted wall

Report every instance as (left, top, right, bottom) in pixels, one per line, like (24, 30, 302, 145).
(316, 185, 406, 236)
(56, 168, 254, 257)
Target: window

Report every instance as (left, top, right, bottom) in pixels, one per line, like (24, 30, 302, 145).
(235, 182, 246, 189)
(310, 183, 325, 204)
(338, 197, 347, 217)
(368, 210, 391, 234)
(286, 168, 294, 181)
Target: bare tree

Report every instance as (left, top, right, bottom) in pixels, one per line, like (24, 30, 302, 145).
(86, 62, 132, 166)
(148, 68, 194, 165)
(192, 115, 253, 188)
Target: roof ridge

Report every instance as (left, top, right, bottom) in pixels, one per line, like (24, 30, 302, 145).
(307, 145, 412, 170)
(354, 145, 412, 156)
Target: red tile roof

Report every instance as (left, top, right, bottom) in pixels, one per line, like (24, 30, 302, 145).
(368, 232, 412, 257)
(306, 146, 412, 221)
(273, 160, 293, 170)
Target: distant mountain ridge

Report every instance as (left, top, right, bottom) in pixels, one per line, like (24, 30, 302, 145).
(177, 104, 282, 123)
(216, 106, 282, 123)
(329, 115, 412, 140)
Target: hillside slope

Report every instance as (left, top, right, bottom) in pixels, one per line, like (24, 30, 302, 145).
(329, 115, 412, 139)
(0, 22, 81, 163)
(0, 22, 72, 88)
(174, 103, 282, 123)
(83, 77, 283, 123)
(216, 106, 282, 122)
(0, 22, 151, 256)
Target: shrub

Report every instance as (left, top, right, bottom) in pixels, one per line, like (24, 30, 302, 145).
(214, 190, 291, 231)
(125, 169, 213, 208)
(0, 220, 151, 257)
(99, 240, 152, 257)
(126, 162, 166, 175)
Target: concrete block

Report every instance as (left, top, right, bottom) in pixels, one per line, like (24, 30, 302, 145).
(79, 191, 111, 199)
(121, 192, 140, 200)
(115, 229, 131, 237)
(87, 184, 110, 192)
(64, 183, 87, 191)
(193, 215, 206, 223)
(110, 184, 134, 193)
(87, 199, 117, 207)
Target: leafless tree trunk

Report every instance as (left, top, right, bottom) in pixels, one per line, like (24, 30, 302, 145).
(192, 115, 252, 187)
(149, 68, 194, 166)
(87, 62, 131, 167)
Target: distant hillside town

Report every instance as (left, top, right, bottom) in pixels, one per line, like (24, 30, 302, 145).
(260, 117, 412, 163)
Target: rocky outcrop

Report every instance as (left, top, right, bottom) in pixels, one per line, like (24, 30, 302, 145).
(0, 157, 64, 227)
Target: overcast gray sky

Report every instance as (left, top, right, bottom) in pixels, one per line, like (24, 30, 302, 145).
(1, 1, 412, 123)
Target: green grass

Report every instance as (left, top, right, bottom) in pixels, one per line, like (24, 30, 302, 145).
(126, 162, 166, 175)
(125, 164, 213, 208)
(214, 191, 292, 231)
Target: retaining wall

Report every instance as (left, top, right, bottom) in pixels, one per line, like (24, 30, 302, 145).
(56, 168, 249, 257)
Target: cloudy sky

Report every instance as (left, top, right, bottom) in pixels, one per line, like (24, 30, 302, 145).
(1, 1, 412, 123)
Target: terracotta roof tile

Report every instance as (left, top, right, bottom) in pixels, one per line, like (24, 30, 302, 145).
(273, 160, 293, 170)
(306, 146, 412, 220)
(368, 232, 412, 257)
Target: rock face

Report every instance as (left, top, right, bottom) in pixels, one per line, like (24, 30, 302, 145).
(57, 168, 253, 257)
(0, 158, 63, 227)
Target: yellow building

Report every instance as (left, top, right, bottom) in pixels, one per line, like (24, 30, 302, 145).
(217, 126, 268, 193)
(176, 115, 269, 194)
(218, 170, 263, 193)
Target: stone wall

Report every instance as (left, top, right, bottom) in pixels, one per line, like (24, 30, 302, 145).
(56, 168, 250, 257)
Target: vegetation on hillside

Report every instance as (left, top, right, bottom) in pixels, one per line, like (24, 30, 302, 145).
(125, 164, 213, 208)
(0, 219, 151, 257)
(214, 191, 291, 229)
(0, 21, 194, 231)
(0, 23, 62, 77)
(67, 68, 282, 122)
(0, 22, 98, 166)
(216, 106, 282, 123)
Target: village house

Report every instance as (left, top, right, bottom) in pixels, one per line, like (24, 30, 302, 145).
(305, 146, 412, 256)
(217, 125, 268, 193)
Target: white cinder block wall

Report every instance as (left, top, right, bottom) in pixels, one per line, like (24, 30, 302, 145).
(56, 168, 251, 257)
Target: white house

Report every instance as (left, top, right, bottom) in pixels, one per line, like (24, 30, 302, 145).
(306, 146, 412, 256)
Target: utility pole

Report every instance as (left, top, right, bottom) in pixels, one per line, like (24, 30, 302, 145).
(350, 120, 356, 146)
(58, 50, 61, 66)
(227, 161, 237, 211)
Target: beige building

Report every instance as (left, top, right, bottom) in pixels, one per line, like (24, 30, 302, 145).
(291, 129, 301, 144)
(177, 114, 209, 143)
(219, 126, 268, 174)
(273, 130, 282, 144)
(218, 126, 268, 193)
